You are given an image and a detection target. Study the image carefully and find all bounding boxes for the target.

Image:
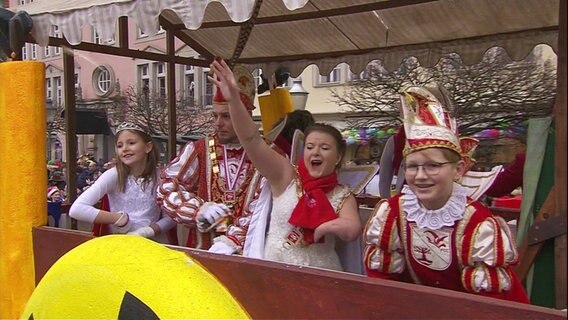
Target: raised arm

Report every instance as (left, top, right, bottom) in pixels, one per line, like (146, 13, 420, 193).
(208, 60, 294, 195)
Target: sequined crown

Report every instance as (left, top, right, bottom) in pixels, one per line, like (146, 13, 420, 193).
(400, 85, 478, 170)
(116, 121, 148, 135)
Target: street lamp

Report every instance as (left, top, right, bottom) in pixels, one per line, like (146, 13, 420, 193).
(289, 77, 309, 110)
(46, 99, 58, 160)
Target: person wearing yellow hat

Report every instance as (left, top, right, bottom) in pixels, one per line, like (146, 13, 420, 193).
(363, 84, 529, 303)
(156, 59, 264, 250)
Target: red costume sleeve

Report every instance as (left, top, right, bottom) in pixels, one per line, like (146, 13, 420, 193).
(485, 152, 525, 197)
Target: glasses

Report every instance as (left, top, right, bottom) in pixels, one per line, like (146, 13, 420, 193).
(404, 161, 455, 175)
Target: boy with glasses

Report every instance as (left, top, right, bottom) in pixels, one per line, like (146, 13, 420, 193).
(363, 85, 529, 303)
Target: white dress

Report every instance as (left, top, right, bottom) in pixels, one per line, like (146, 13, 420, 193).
(69, 168, 175, 243)
(264, 179, 350, 271)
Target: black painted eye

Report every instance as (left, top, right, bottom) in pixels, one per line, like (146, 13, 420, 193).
(118, 291, 159, 320)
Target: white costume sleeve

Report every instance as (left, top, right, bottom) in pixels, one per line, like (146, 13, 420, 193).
(464, 216, 519, 293)
(242, 179, 271, 259)
(156, 141, 204, 224)
(363, 200, 405, 275)
(69, 168, 118, 223)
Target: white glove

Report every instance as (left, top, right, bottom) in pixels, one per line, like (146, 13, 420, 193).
(209, 241, 236, 255)
(127, 226, 155, 238)
(197, 202, 230, 226)
(114, 211, 132, 233)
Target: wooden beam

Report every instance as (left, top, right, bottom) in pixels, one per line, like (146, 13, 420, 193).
(527, 215, 567, 245)
(31, 226, 567, 319)
(159, 15, 215, 60)
(515, 189, 555, 281)
(554, 0, 567, 310)
(62, 50, 78, 230)
(32, 227, 94, 285)
(118, 16, 129, 49)
(24, 35, 210, 67)
(166, 30, 177, 162)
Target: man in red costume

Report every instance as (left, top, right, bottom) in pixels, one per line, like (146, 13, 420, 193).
(156, 63, 263, 249)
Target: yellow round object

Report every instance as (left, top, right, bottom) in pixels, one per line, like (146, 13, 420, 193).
(21, 236, 249, 319)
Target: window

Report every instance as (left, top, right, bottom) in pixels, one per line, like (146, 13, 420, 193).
(44, 46, 51, 58)
(46, 78, 52, 101)
(92, 65, 115, 97)
(319, 65, 341, 84)
(21, 45, 27, 60)
(138, 64, 150, 99)
(54, 77, 62, 105)
(93, 29, 101, 44)
(52, 26, 62, 55)
(202, 68, 213, 106)
(92, 28, 115, 45)
(253, 69, 263, 92)
(184, 65, 195, 100)
(31, 44, 37, 60)
(155, 63, 166, 97)
(18, 0, 26, 5)
(96, 67, 111, 93)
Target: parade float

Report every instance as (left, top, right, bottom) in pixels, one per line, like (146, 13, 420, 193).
(0, 0, 566, 318)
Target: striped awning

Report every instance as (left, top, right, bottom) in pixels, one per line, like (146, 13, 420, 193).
(19, 0, 560, 75)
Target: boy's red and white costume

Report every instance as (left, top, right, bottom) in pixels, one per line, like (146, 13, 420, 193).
(363, 86, 529, 303)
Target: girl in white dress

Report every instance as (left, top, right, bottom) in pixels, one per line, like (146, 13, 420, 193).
(69, 122, 175, 242)
(209, 60, 361, 271)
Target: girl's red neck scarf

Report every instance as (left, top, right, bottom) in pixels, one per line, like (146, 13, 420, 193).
(288, 159, 339, 244)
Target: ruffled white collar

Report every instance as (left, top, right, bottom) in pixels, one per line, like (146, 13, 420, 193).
(401, 183, 468, 230)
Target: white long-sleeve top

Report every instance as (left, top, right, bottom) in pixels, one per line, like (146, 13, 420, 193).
(69, 167, 175, 235)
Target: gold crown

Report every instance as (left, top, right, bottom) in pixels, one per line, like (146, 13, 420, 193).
(116, 121, 147, 135)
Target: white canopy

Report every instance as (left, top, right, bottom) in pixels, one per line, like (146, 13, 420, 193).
(20, 0, 559, 75)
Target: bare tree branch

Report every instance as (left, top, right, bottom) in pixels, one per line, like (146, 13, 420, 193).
(333, 48, 556, 139)
(106, 86, 214, 137)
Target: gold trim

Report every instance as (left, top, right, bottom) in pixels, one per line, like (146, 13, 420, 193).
(403, 140, 461, 157)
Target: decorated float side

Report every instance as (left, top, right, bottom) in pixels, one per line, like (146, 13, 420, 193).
(0, 0, 566, 318)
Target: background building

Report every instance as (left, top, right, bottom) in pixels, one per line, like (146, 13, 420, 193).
(9, 0, 555, 167)
(10, 0, 356, 164)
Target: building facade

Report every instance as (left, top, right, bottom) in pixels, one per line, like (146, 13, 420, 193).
(10, 0, 361, 165)
(9, 0, 556, 166)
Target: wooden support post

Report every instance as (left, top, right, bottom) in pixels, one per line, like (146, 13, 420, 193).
(515, 189, 555, 280)
(118, 16, 129, 49)
(63, 49, 78, 230)
(166, 29, 176, 161)
(554, 0, 567, 309)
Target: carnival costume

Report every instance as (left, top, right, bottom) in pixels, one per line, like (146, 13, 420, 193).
(363, 86, 529, 303)
(157, 65, 264, 249)
(263, 159, 351, 271)
(70, 167, 174, 243)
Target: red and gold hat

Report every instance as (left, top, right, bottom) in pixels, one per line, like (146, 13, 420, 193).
(212, 60, 255, 113)
(400, 85, 478, 170)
